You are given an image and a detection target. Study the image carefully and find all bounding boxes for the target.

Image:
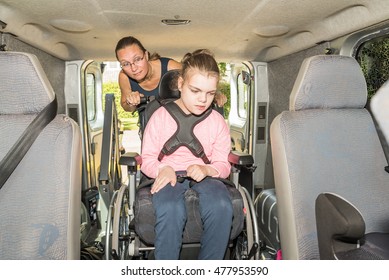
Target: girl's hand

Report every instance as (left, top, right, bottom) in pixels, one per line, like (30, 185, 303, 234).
(151, 166, 176, 194)
(187, 164, 217, 182)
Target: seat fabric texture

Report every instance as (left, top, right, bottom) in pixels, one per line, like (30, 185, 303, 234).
(0, 52, 82, 260)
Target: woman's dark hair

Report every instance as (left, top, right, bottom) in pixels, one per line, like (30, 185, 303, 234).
(115, 36, 160, 61)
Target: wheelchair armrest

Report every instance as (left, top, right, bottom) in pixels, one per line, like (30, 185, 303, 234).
(315, 192, 366, 259)
(119, 152, 142, 167)
(228, 151, 254, 167)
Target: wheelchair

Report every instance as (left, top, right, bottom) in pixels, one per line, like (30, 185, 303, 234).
(105, 70, 260, 260)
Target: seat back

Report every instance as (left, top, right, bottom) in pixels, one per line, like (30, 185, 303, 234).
(0, 52, 82, 259)
(137, 69, 180, 139)
(270, 55, 389, 259)
(157, 69, 181, 103)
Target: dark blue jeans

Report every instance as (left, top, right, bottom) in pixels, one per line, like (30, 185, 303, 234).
(152, 178, 233, 260)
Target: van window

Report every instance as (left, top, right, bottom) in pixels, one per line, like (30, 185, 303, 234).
(86, 73, 96, 121)
(237, 72, 249, 119)
(356, 36, 389, 99)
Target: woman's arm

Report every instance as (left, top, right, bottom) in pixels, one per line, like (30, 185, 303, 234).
(167, 59, 182, 71)
(119, 71, 138, 112)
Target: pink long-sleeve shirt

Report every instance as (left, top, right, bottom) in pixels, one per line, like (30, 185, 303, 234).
(141, 106, 231, 179)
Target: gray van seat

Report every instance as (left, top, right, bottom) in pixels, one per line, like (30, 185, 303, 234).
(0, 51, 82, 259)
(270, 55, 389, 259)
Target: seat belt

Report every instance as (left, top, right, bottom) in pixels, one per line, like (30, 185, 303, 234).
(371, 111, 389, 173)
(0, 97, 57, 189)
(376, 127, 389, 173)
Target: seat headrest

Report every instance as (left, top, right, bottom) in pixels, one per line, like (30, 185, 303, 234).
(289, 55, 367, 111)
(157, 69, 181, 103)
(0, 52, 55, 115)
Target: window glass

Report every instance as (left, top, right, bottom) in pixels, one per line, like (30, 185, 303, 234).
(356, 36, 389, 99)
(107, 61, 119, 69)
(237, 72, 249, 119)
(86, 73, 96, 121)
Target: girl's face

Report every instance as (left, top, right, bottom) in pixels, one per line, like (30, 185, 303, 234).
(177, 70, 218, 115)
(116, 44, 149, 81)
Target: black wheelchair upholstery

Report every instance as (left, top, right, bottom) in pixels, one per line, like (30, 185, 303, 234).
(135, 185, 244, 245)
(132, 70, 245, 246)
(136, 69, 180, 140)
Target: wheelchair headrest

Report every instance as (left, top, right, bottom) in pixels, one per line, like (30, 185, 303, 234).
(157, 69, 181, 104)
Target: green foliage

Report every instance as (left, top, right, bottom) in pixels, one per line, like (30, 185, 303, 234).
(218, 62, 228, 78)
(218, 62, 231, 118)
(357, 37, 389, 99)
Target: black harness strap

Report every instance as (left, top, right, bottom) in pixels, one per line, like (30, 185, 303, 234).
(158, 101, 212, 164)
(0, 97, 57, 189)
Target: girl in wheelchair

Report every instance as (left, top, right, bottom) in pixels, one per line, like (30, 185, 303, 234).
(140, 49, 233, 260)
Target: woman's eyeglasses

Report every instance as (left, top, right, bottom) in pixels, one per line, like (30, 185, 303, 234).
(120, 53, 145, 69)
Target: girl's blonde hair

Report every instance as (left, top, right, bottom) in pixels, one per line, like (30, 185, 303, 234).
(180, 49, 220, 82)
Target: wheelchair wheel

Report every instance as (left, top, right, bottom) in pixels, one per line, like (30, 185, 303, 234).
(233, 185, 260, 260)
(111, 184, 131, 259)
(80, 201, 91, 244)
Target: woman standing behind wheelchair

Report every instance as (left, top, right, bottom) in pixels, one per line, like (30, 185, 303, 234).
(115, 36, 181, 113)
(140, 49, 233, 260)
(115, 36, 227, 112)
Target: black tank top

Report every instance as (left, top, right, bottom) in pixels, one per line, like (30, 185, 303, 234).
(128, 57, 171, 97)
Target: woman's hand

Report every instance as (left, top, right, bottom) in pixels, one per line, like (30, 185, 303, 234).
(214, 92, 227, 107)
(125, 91, 143, 106)
(151, 166, 176, 194)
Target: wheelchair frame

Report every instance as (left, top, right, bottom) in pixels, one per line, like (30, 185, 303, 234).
(103, 149, 260, 260)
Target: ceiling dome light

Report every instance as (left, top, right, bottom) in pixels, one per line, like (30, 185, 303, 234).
(49, 19, 92, 33)
(161, 19, 191, 26)
(254, 25, 289, 38)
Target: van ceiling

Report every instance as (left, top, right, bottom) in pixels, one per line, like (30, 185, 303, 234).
(1, 0, 389, 62)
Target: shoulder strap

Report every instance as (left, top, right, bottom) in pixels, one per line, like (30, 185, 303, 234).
(0, 97, 57, 189)
(371, 113, 389, 173)
(160, 57, 170, 74)
(158, 101, 212, 164)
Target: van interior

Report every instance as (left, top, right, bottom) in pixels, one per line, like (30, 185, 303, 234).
(1, 0, 389, 261)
